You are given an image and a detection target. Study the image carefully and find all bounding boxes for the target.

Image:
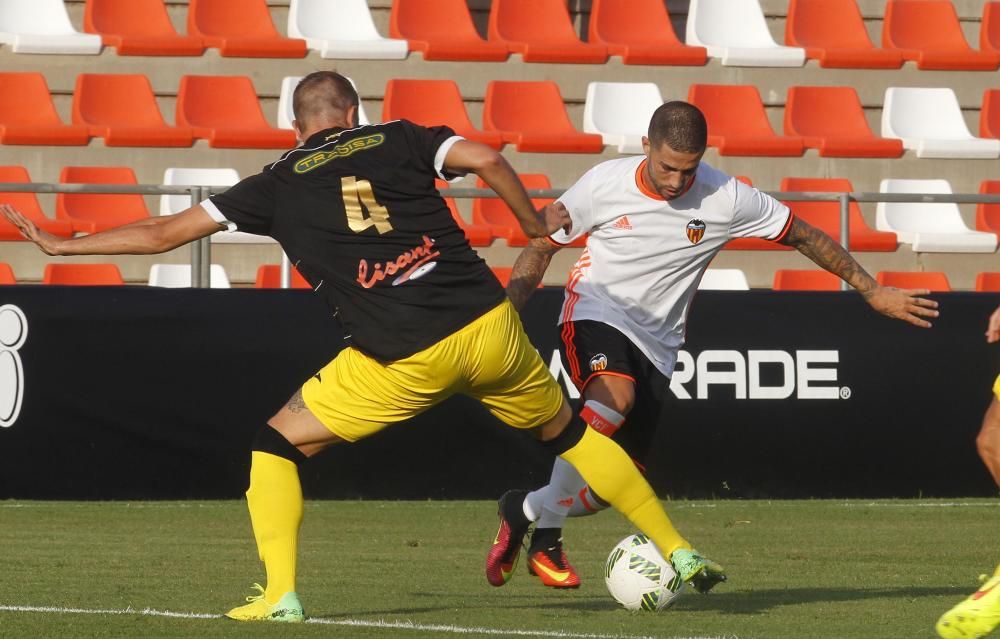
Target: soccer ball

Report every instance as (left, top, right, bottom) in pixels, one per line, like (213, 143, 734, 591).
(605, 534, 685, 611)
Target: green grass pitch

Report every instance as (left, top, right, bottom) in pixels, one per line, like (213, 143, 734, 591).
(1, 499, 997, 639)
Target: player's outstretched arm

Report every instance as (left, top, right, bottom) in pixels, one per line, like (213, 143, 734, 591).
(1, 203, 224, 256)
(507, 231, 562, 311)
(779, 216, 939, 328)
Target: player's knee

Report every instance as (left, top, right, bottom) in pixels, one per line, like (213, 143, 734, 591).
(539, 411, 587, 455)
(252, 424, 307, 465)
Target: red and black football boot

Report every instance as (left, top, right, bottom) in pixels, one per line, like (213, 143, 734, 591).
(527, 529, 581, 589)
(485, 489, 531, 587)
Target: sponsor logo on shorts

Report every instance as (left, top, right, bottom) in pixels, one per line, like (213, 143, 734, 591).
(686, 219, 706, 244)
(589, 353, 608, 372)
(294, 133, 385, 173)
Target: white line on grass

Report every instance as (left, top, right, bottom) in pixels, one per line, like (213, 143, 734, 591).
(0, 604, 708, 639)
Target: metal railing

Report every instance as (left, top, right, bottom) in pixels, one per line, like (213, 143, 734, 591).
(2, 183, 998, 290)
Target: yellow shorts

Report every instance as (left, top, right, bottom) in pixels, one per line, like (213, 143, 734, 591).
(301, 299, 564, 442)
(994, 374, 1000, 401)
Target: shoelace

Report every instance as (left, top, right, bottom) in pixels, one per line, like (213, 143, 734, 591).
(245, 583, 266, 603)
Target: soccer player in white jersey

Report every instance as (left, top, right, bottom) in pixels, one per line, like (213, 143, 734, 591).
(486, 101, 940, 589)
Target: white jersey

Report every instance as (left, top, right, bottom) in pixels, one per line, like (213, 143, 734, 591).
(550, 156, 792, 378)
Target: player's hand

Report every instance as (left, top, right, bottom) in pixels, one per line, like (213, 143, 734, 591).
(987, 305, 1000, 343)
(1, 203, 62, 255)
(540, 202, 572, 236)
(862, 285, 939, 328)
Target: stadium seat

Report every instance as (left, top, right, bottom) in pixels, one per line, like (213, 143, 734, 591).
(176, 75, 297, 149)
(876, 179, 998, 253)
(0, 73, 90, 146)
(473, 174, 581, 247)
(778, 177, 897, 251)
(772, 269, 841, 291)
(436, 180, 494, 247)
(83, 0, 204, 56)
(148, 264, 231, 288)
(42, 263, 125, 286)
(0, 166, 75, 240)
(688, 84, 804, 157)
(0, 0, 102, 54)
(188, 0, 306, 58)
(976, 272, 1000, 292)
(160, 167, 272, 244)
(876, 271, 952, 292)
(382, 79, 503, 149)
(686, 0, 805, 67)
(287, 0, 407, 59)
(0, 263, 14, 285)
(254, 264, 311, 289)
(698, 269, 750, 290)
(589, 0, 707, 65)
(483, 81, 604, 153)
(72, 74, 193, 147)
(488, 0, 608, 64)
(785, 0, 903, 69)
(976, 180, 1000, 237)
(882, 88, 1000, 159)
(882, 0, 998, 71)
(784, 86, 903, 158)
(389, 0, 508, 62)
(277, 76, 371, 131)
(583, 82, 664, 154)
(983, 3, 1000, 56)
(56, 166, 151, 234)
(981, 90, 1000, 140)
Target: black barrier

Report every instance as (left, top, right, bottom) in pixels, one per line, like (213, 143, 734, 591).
(0, 287, 997, 499)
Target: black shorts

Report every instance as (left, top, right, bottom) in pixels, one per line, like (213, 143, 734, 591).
(559, 319, 668, 462)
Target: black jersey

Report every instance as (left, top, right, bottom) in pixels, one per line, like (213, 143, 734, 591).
(207, 120, 505, 361)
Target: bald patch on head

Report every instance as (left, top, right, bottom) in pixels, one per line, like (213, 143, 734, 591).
(292, 71, 360, 131)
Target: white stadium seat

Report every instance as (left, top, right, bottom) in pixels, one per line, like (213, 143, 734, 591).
(881, 88, 1000, 159)
(685, 0, 805, 67)
(583, 82, 663, 154)
(161, 167, 275, 245)
(287, 0, 408, 60)
(278, 76, 371, 131)
(0, 0, 101, 54)
(698, 269, 751, 290)
(148, 264, 231, 289)
(876, 179, 998, 253)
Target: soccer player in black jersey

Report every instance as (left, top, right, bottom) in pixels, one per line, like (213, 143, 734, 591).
(2, 71, 725, 621)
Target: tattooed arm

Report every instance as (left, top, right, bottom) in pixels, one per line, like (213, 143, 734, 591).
(507, 236, 561, 311)
(779, 216, 939, 328)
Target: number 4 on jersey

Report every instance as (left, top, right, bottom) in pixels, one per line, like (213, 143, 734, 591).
(342, 176, 393, 234)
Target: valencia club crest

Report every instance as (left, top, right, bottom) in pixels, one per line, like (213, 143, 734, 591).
(686, 219, 706, 244)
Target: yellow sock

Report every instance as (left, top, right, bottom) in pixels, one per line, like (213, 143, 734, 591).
(246, 451, 303, 601)
(560, 427, 691, 557)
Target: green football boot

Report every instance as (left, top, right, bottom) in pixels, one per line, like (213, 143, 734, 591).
(669, 548, 727, 594)
(225, 583, 305, 623)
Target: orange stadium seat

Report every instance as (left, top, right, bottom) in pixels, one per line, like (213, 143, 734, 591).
(785, 0, 903, 68)
(254, 265, 311, 289)
(176, 75, 297, 149)
(188, 0, 307, 58)
(0, 73, 90, 146)
(976, 272, 1000, 292)
(784, 86, 903, 158)
(589, 0, 707, 65)
(42, 263, 125, 286)
(882, 0, 998, 71)
(382, 79, 504, 149)
(72, 74, 193, 147)
(983, 3, 1000, 56)
(84, 0, 204, 56)
(688, 84, 804, 157)
(56, 166, 151, 234)
(981, 90, 1000, 140)
(473, 174, 581, 248)
(389, 0, 509, 61)
(876, 271, 952, 292)
(780, 177, 897, 251)
(773, 269, 841, 291)
(488, 0, 608, 64)
(0, 263, 15, 285)
(0, 166, 76, 240)
(436, 181, 494, 247)
(483, 81, 604, 153)
(976, 180, 1000, 237)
